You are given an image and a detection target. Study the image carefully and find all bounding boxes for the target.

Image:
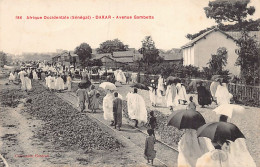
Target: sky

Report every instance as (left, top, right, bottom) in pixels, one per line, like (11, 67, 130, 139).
(0, 0, 259, 55)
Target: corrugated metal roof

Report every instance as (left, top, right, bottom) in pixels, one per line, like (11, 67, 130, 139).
(159, 49, 183, 61)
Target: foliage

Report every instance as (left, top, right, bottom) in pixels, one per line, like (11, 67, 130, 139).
(74, 43, 92, 68)
(96, 39, 128, 54)
(86, 59, 103, 67)
(235, 30, 260, 85)
(204, 0, 255, 26)
(138, 36, 160, 65)
(0, 51, 7, 67)
(207, 47, 228, 75)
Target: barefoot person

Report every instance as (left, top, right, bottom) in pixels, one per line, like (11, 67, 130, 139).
(113, 92, 123, 131)
(144, 129, 156, 166)
(126, 88, 147, 127)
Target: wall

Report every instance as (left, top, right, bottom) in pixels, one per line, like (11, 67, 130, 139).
(194, 31, 240, 76)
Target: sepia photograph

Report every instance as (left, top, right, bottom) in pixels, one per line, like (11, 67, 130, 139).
(0, 0, 259, 166)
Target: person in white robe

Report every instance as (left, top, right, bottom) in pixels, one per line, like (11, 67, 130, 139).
(9, 72, 15, 82)
(228, 138, 256, 167)
(114, 70, 120, 81)
(45, 74, 50, 89)
(165, 83, 178, 111)
(18, 70, 26, 90)
(116, 70, 126, 84)
(210, 80, 220, 104)
(215, 81, 232, 106)
(55, 75, 65, 91)
(131, 73, 138, 83)
(157, 75, 165, 96)
(33, 70, 38, 80)
(178, 84, 188, 105)
(48, 74, 56, 91)
(67, 75, 72, 91)
(149, 80, 162, 106)
(178, 129, 214, 167)
(103, 90, 115, 125)
(23, 74, 32, 91)
(127, 88, 147, 127)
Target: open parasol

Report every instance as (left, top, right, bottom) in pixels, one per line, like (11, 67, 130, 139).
(197, 122, 245, 144)
(99, 82, 116, 90)
(167, 109, 206, 130)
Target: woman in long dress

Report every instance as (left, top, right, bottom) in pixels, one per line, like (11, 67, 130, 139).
(165, 83, 178, 111)
(177, 83, 188, 105)
(48, 74, 56, 91)
(23, 74, 32, 91)
(157, 75, 165, 96)
(210, 79, 220, 104)
(149, 80, 162, 106)
(103, 90, 115, 125)
(88, 85, 100, 113)
(197, 81, 212, 108)
(55, 75, 65, 92)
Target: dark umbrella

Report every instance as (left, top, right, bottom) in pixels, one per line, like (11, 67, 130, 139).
(78, 80, 92, 89)
(130, 83, 149, 90)
(166, 76, 176, 85)
(167, 109, 206, 130)
(197, 122, 245, 144)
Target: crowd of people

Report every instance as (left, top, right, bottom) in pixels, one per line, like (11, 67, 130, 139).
(8, 63, 256, 167)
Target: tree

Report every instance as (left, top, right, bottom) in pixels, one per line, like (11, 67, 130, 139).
(0, 51, 7, 67)
(74, 43, 92, 68)
(235, 30, 260, 85)
(207, 47, 228, 75)
(97, 39, 128, 54)
(138, 36, 160, 65)
(86, 59, 103, 67)
(204, 0, 255, 29)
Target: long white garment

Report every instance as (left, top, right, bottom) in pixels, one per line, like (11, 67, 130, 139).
(49, 77, 56, 90)
(213, 104, 245, 118)
(55, 77, 65, 90)
(45, 76, 50, 88)
(116, 70, 126, 83)
(165, 85, 173, 107)
(127, 93, 147, 123)
(23, 77, 32, 91)
(149, 87, 162, 105)
(18, 71, 26, 90)
(178, 85, 188, 102)
(210, 81, 220, 99)
(228, 138, 256, 167)
(9, 72, 15, 81)
(103, 92, 115, 121)
(215, 84, 232, 105)
(196, 149, 236, 167)
(178, 129, 215, 167)
(157, 76, 165, 92)
(114, 70, 120, 81)
(33, 71, 38, 80)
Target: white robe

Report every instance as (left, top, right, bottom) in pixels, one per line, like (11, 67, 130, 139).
(103, 92, 115, 121)
(215, 84, 232, 106)
(228, 139, 256, 167)
(115, 70, 126, 83)
(178, 85, 188, 102)
(165, 85, 178, 107)
(55, 77, 64, 90)
(149, 87, 162, 105)
(33, 71, 38, 80)
(157, 76, 165, 92)
(196, 149, 236, 167)
(18, 71, 26, 90)
(127, 93, 147, 123)
(9, 72, 15, 81)
(48, 77, 56, 90)
(23, 77, 32, 91)
(45, 76, 50, 88)
(178, 129, 214, 167)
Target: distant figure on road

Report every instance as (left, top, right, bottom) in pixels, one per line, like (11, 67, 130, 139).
(113, 92, 123, 131)
(9, 71, 15, 82)
(165, 83, 178, 111)
(148, 111, 157, 138)
(210, 79, 220, 104)
(157, 75, 165, 96)
(88, 85, 100, 113)
(76, 85, 88, 112)
(55, 75, 65, 92)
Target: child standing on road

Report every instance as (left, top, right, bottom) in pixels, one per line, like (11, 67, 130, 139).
(144, 129, 156, 166)
(187, 96, 196, 111)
